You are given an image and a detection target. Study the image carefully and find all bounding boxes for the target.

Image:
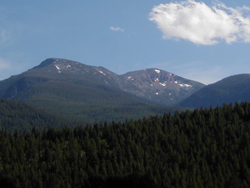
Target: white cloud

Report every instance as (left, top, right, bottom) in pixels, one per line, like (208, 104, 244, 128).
(149, 0, 250, 45)
(110, 26, 124, 32)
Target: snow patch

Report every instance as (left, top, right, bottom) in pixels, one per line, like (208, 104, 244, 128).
(99, 71, 106, 76)
(159, 82, 166, 86)
(54, 65, 62, 73)
(175, 81, 178, 84)
(55, 65, 60, 70)
(155, 78, 159, 82)
(127, 76, 134, 80)
(151, 84, 153, 86)
(155, 92, 159, 95)
(155, 69, 160, 74)
(67, 65, 71, 68)
(170, 73, 172, 76)
(169, 93, 171, 95)
(179, 83, 192, 87)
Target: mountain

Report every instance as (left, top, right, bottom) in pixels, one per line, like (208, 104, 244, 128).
(179, 74, 250, 108)
(121, 68, 205, 105)
(0, 58, 205, 105)
(0, 58, 192, 123)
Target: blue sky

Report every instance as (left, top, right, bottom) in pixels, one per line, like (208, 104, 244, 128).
(1, 0, 250, 84)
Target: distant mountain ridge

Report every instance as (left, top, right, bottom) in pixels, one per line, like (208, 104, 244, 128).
(179, 74, 250, 108)
(0, 58, 249, 122)
(0, 58, 205, 105)
(0, 58, 194, 123)
(38, 58, 205, 105)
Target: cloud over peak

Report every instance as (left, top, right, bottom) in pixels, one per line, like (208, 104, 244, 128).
(149, 0, 250, 45)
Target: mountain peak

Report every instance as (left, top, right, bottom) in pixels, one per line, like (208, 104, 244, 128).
(33, 58, 57, 69)
(33, 58, 81, 67)
(120, 68, 205, 105)
(32, 58, 89, 75)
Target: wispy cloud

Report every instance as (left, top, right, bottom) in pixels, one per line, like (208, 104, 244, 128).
(0, 30, 7, 46)
(149, 0, 250, 45)
(0, 29, 13, 47)
(110, 26, 124, 32)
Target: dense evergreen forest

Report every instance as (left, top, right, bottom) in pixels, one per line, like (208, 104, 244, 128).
(0, 99, 73, 132)
(0, 97, 183, 128)
(1, 102, 250, 187)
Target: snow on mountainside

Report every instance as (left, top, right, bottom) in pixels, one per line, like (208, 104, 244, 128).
(0, 58, 205, 106)
(32, 58, 205, 105)
(121, 68, 205, 105)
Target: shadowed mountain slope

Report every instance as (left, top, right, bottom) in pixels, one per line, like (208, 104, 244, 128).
(179, 74, 250, 108)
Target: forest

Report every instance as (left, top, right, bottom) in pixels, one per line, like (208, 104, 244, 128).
(1, 102, 250, 187)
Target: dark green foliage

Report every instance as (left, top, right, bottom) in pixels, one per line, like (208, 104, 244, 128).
(0, 99, 69, 132)
(0, 97, 182, 132)
(2, 102, 250, 187)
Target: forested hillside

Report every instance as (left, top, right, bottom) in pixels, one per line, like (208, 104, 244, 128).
(0, 98, 182, 132)
(0, 99, 70, 132)
(1, 102, 250, 187)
